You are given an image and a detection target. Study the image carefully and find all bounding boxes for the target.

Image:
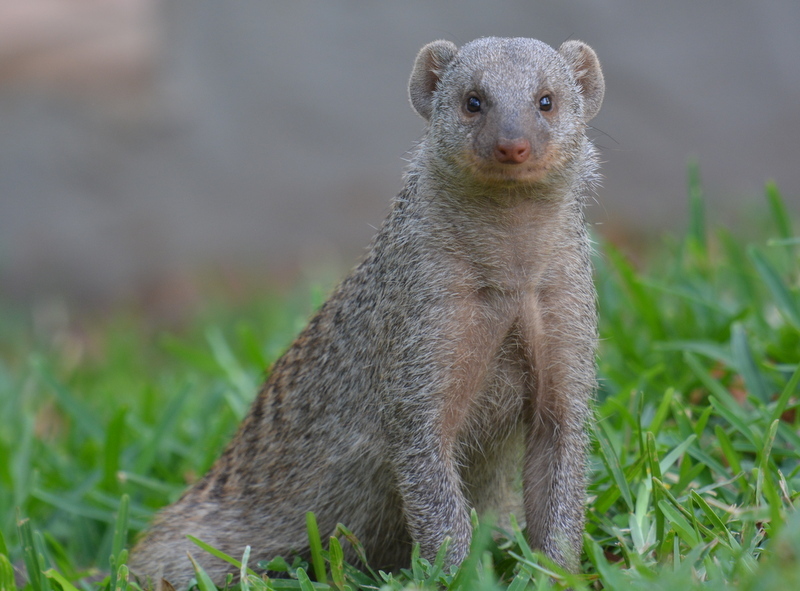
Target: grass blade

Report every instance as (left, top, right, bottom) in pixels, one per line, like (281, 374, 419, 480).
(334, 524, 380, 582)
(647, 387, 674, 436)
(43, 569, 79, 591)
(658, 434, 696, 475)
(749, 247, 800, 330)
(207, 327, 256, 420)
(186, 536, 260, 578)
(731, 322, 769, 403)
(18, 514, 50, 591)
(757, 420, 780, 488)
(102, 408, 127, 493)
(687, 160, 707, 253)
(689, 491, 734, 544)
(115, 564, 130, 591)
(328, 537, 345, 590)
(765, 181, 794, 249)
(684, 352, 744, 418)
(659, 500, 700, 548)
(306, 512, 327, 584)
(133, 385, 191, 474)
(239, 546, 251, 591)
(707, 396, 758, 449)
(770, 363, 800, 425)
(111, 494, 130, 564)
(187, 552, 218, 591)
(714, 425, 742, 476)
(295, 567, 317, 591)
(604, 243, 665, 340)
(34, 363, 103, 440)
(0, 552, 17, 591)
(595, 423, 634, 512)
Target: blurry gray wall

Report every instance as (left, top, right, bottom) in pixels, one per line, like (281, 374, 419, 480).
(1, 0, 799, 305)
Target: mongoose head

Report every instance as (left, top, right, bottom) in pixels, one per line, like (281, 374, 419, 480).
(409, 37, 604, 189)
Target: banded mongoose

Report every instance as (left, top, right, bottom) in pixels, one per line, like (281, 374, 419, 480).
(129, 36, 604, 586)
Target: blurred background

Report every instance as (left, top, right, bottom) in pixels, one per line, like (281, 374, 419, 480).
(1, 0, 798, 314)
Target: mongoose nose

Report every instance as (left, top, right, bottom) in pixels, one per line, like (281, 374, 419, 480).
(494, 138, 532, 164)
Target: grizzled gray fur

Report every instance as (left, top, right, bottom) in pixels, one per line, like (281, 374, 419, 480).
(129, 36, 604, 587)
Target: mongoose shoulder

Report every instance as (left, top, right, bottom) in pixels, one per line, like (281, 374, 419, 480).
(129, 35, 604, 587)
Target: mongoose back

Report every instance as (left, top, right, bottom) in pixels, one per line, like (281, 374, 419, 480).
(129, 36, 604, 587)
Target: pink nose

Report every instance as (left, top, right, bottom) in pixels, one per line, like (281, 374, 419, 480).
(494, 138, 531, 164)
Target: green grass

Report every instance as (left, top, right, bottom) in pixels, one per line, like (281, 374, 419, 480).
(1, 178, 799, 590)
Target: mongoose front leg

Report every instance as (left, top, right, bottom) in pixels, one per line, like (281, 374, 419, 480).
(388, 435, 472, 563)
(521, 249, 596, 570)
(382, 293, 513, 566)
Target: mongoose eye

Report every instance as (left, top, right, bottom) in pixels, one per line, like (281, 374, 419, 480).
(539, 95, 553, 112)
(466, 96, 482, 113)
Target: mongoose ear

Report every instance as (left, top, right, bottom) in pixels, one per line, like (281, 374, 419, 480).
(409, 40, 459, 121)
(558, 40, 604, 122)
